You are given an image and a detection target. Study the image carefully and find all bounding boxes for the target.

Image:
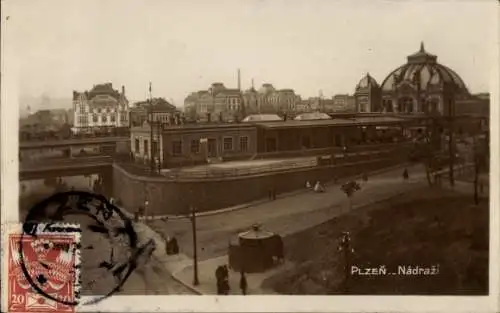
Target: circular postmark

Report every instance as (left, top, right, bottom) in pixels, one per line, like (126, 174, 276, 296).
(18, 191, 149, 306)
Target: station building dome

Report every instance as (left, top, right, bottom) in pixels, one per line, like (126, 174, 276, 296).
(379, 42, 469, 115)
(356, 73, 379, 90)
(354, 73, 381, 113)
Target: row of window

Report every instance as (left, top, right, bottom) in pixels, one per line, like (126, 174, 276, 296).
(76, 105, 127, 114)
(172, 136, 249, 156)
(92, 115, 115, 123)
(134, 139, 159, 157)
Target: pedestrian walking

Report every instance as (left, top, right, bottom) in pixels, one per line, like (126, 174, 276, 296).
(240, 270, 248, 295)
(403, 168, 409, 180)
(171, 236, 179, 254)
(362, 172, 368, 182)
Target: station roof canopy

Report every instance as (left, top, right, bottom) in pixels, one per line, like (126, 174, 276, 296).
(254, 116, 409, 129)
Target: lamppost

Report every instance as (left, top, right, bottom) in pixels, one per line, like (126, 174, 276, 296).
(190, 205, 199, 285)
(338, 231, 354, 293)
(140, 199, 149, 224)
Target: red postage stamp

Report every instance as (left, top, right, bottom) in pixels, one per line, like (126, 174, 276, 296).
(8, 226, 80, 313)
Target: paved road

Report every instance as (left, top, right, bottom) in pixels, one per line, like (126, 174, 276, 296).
(150, 164, 429, 261)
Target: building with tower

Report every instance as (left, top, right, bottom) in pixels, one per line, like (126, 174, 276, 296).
(354, 73, 381, 113)
(184, 70, 302, 121)
(353, 42, 488, 117)
(71, 83, 129, 134)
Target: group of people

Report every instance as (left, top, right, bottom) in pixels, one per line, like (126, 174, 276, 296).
(215, 265, 231, 295)
(306, 181, 325, 193)
(215, 265, 248, 295)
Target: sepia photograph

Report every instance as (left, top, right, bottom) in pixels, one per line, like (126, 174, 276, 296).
(1, 0, 498, 312)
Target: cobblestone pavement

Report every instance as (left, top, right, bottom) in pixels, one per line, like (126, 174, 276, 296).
(149, 164, 429, 261)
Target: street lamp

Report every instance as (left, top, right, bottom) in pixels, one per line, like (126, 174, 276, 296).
(144, 200, 149, 223)
(338, 231, 354, 293)
(190, 206, 200, 285)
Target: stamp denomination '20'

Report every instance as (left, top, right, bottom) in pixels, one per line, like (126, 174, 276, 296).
(8, 224, 81, 313)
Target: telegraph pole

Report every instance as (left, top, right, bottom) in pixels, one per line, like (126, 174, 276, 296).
(156, 121, 162, 174)
(148, 82, 155, 173)
(190, 206, 199, 286)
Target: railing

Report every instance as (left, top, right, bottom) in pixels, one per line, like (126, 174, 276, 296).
(20, 155, 113, 170)
(255, 141, 414, 160)
(162, 148, 406, 180)
(20, 136, 129, 149)
(19, 128, 130, 143)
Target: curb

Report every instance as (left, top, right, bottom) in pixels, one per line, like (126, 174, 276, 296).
(118, 162, 413, 221)
(164, 183, 422, 295)
(169, 269, 203, 295)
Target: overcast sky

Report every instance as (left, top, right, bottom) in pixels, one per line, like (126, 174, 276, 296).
(3, 0, 496, 108)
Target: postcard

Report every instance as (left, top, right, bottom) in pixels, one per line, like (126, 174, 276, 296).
(1, 0, 498, 312)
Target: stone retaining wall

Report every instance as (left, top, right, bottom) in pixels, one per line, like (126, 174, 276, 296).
(112, 157, 404, 216)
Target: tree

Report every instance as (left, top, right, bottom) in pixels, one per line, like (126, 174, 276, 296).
(472, 129, 488, 205)
(408, 121, 445, 187)
(340, 181, 361, 210)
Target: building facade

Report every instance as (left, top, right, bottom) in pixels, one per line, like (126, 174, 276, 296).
(131, 124, 258, 167)
(332, 94, 356, 112)
(184, 82, 302, 121)
(130, 98, 180, 127)
(354, 73, 381, 113)
(72, 83, 129, 134)
(183, 83, 243, 122)
(354, 43, 488, 116)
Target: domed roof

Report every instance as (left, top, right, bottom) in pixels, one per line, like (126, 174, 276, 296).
(380, 42, 468, 94)
(294, 112, 332, 121)
(259, 83, 276, 94)
(238, 224, 275, 240)
(356, 73, 379, 90)
(242, 114, 283, 122)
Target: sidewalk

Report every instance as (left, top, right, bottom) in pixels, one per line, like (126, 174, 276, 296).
(128, 162, 484, 295)
(170, 255, 295, 295)
(162, 180, 426, 295)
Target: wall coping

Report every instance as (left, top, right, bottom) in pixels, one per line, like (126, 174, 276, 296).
(113, 155, 405, 183)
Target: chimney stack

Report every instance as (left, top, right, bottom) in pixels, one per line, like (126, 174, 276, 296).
(237, 69, 241, 91)
(122, 85, 125, 95)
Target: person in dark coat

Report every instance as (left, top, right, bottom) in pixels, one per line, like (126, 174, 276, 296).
(403, 168, 409, 180)
(240, 270, 248, 295)
(170, 237, 179, 254)
(215, 266, 225, 294)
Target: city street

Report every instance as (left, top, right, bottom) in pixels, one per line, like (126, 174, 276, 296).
(149, 164, 429, 262)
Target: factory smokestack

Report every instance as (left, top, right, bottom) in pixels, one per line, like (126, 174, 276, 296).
(237, 69, 241, 91)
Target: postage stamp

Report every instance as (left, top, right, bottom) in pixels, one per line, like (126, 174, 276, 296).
(10, 190, 156, 308)
(8, 224, 81, 313)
